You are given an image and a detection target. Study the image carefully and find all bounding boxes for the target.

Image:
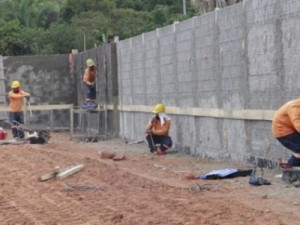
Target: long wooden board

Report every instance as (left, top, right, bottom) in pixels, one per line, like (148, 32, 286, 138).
(39, 166, 60, 181)
(0, 139, 26, 145)
(56, 164, 84, 180)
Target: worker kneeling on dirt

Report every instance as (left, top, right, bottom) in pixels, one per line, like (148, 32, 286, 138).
(8, 80, 30, 139)
(145, 103, 172, 155)
(272, 99, 300, 167)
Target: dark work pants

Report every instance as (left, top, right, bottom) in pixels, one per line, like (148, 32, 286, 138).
(277, 132, 300, 166)
(9, 111, 25, 138)
(145, 134, 172, 153)
(84, 83, 96, 100)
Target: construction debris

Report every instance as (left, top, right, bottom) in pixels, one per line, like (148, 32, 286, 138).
(98, 151, 126, 161)
(0, 139, 26, 145)
(184, 173, 199, 180)
(56, 164, 84, 180)
(63, 183, 160, 192)
(39, 166, 60, 181)
(38, 164, 84, 181)
(112, 153, 126, 161)
(188, 184, 214, 193)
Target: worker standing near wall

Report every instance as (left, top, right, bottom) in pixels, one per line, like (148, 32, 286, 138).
(8, 80, 30, 139)
(145, 103, 172, 155)
(82, 58, 97, 109)
(272, 99, 300, 167)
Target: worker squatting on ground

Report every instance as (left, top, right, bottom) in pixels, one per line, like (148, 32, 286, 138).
(8, 80, 30, 139)
(272, 98, 300, 167)
(83, 59, 97, 105)
(145, 104, 172, 155)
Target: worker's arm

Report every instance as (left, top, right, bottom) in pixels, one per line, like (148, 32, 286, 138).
(145, 119, 154, 132)
(152, 120, 171, 136)
(9, 91, 29, 99)
(145, 117, 159, 135)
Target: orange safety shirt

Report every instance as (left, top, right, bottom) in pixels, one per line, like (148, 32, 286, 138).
(8, 90, 29, 112)
(272, 99, 300, 138)
(83, 68, 96, 84)
(146, 118, 171, 136)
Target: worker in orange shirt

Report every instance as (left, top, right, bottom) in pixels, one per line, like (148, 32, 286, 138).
(8, 80, 30, 139)
(145, 103, 172, 155)
(83, 58, 97, 104)
(272, 99, 300, 167)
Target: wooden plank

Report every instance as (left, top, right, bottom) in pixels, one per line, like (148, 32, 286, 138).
(0, 104, 72, 112)
(56, 164, 84, 180)
(39, 166, 60, 181)
(0, 139, 26, 145)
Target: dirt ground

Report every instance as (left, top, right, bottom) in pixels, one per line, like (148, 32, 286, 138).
(0, 131, 299, 225)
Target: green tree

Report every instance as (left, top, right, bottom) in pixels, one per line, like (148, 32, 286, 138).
(0, 0, 198, 55)
(191, 0, 242, 15)
(35, 1, 60, 29)
(115, 0, 143, 11)
(0, 19, 40, 55)
(37, 22, 80, 54)
(110, 8, 151, 39)
(0, 0, 61, 28)
(62, 0, 116, 16)
(71, 11, 111, 47)
(0, 0, 38, 27)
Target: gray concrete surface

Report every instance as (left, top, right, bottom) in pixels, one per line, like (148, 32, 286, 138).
(3, 55, 75, 129)
(116, 0, 300, 167)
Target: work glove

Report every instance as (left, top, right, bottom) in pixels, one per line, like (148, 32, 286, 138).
(25, 95, 30, 101)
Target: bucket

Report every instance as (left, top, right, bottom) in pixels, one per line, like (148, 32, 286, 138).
(0, 130, 6, 140)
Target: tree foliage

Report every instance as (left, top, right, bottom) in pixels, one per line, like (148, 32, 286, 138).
(0, 0, 198, 56)
(190, 0, 242, 15)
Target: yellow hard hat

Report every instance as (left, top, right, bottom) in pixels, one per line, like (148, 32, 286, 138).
(86, 59, 95, 67)
(152, 103, 165, 113)
(11, 80, 20, 89)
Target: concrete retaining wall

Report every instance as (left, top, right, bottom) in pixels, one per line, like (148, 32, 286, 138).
(2, 54, 75, 129)
(116, 0, 300, 167)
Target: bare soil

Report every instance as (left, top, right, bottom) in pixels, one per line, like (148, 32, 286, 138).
(0, 132, 299, 225)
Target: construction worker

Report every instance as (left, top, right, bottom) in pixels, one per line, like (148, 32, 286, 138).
(8, 80, 30, 139)
(272, 99, 300, 167)
(145, 103, 172, 155)
(83, 58, 97, 104)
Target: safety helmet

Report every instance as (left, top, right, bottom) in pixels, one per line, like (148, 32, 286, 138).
(86, 59, 95, 67)
(11, 80, 20, 89)
(152, 103, 165, 113)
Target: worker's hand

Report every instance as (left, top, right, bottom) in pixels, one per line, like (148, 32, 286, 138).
(145, 129, 153, 135)
(150, 117, 157, 123)
(25, 95, 30, 101)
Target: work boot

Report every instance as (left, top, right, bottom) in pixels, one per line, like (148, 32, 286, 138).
(156, 149, 166, 156)
(288, 155, 300, 167)
(282, 171, 298, 184)
(296, 171, 300, 187)
(17, 129, 25, 139)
